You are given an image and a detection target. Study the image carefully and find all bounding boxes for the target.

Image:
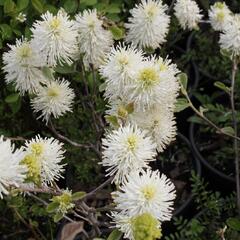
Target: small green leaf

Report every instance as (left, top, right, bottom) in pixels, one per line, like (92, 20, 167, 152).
(0, 24, 13, 40)
(54, 212, 64, 222)
(42, 66, 54, 80)
(31, 0, 44, 13)
(72, 191, 86, 201)
(106, 3, 121, 14)
(110, 26, 124, 40)
(174, 98, 190, 112)
(105, 115, 119, 128)
(178, 73, 188, 92)
(99, 82, 107, 92)
(64, 0, 78, 13)
(227, 218, 240, 231)
(221, 126, 235, 135)
(214, 81, 230, 94)
(4, 0, 16, 14)
(17, 0, 29, 11)
(107, 229, 123, 240)
(5, 93, 19, 103)
(46, 202, 60, 213)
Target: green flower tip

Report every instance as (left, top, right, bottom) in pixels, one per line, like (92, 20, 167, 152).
(132, 213, 162, 240)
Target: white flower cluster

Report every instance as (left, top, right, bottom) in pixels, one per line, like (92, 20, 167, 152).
(207, 2, 240, 57)
(0, 135, 65, 197)
(3, 8, 113, 123)
(126, 0, 170, 50)
(99, 39, 179, 239)
(174, 0, 203, 30)
(208, 2, 232, 31)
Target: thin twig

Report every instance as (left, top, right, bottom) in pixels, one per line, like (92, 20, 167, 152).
(83, 177, 113, 199)
(183, 88, 240, 141)
(230, 58, 240, 214)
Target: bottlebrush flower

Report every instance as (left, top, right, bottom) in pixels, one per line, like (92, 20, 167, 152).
(113, 169, 176, 222)
(75, 9, 113, 69)
(31, 78, 75, 123)
(219, 14, 240, 56)
(129, 104, 177, 152)
(174, 0, 203, 30)
(101, 124, 157, 184)
(21, 135, 65, 186)
(0, 136, 26, 198)
(31, 9, 78, 66)
(2, 38, 46, 94)
(100, 44, 144, 100)
(126, 0, 170, 49)
(209, 2, 232, 31)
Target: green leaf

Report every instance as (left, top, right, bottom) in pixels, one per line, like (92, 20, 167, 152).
(5, 93, 19, 103)
(46, 202, 60, 213)
(44, 4, 57, 14)
(17, 0, 29, 11)
(110, 26, 124, 40)
(72, 191, 86, 201)
(42, 66, 54, 80)
(31, 0, 44, 13)
(220, 126, 235, 135)
(64, 0, 78, 13)
(55, 63, 76, 74)
(105, 115, 119, 128)
(227, 218, 240, 231)
(80, 0, 97, 6)
(4, 0, 16, 14)
(54, 212, 64, 222)
(174, 98, 190, 112)
(178, 73, 188, 93)
(107, 229, 123, 240)
(214, 81, 230, 94)
(106, 3, 121, 14)
(0, 24, 13, 40)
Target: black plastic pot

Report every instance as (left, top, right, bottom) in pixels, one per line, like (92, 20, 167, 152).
(173, 132, 202, 217)
(189, 122, 235, 184)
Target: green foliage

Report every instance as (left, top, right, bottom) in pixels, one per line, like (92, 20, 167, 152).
(165, 173, 238, 240)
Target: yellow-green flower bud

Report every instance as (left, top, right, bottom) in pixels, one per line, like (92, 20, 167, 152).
(132, 213, 162, 240)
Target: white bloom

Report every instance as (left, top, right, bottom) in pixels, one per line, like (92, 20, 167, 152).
(31, 9, 78, 66)
(129, 105, 177, 152)
(219, 14, 240, 56)
(2, 38, 46, 94)
(125, 58, 179, 111)
(209, 2, 232, 31)
(16, 13, 27, 23)
(101, 124, 157, 184)
(0, 136, 26, 198)
(126, 0, 170, 49)
(113, 169, 176, 222)
(31, 78, 75, 123)
(75, 9, 113, 69)
(174, 0, 203, 30)
(22, 135, 65, 185)
(100, 44, 144, 100)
